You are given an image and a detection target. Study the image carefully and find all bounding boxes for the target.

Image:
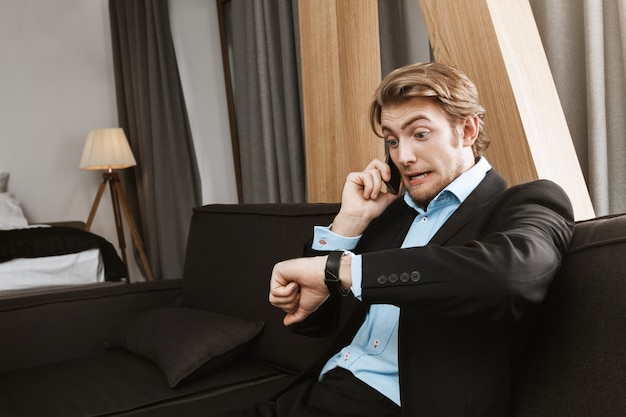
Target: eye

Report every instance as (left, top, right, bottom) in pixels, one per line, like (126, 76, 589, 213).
(414, 130, 430, 141)
(385, 138, 399, 149)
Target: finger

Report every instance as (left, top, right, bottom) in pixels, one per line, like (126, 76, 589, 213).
(283, 299, 322, 325)
(283, 309, 308, 326)
(269, 265, 288, 290)
(370, 169, 385, 199)
(361, 169, 386, 200)
(371, 159, 397, 185)
(270, 280, 298, 297)
(269, 282, 299, 306)
(364, 158, 387, 172)
(270, 292, 300, 313)
(347, 170, 375, 200)
(275, 296, 300, 314)
(282, 290, 330, 326)
(357, 171, 375, 200)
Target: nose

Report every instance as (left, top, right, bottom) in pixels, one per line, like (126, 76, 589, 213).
(395, 139, 416, 166)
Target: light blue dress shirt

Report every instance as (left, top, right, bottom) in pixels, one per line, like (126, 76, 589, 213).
(312, 157, 491, 405)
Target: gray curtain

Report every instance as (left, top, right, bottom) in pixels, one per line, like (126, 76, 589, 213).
(227, 0, 306, 203)
(109, 0, 202, 280)
(224, 0, 406, 203)
(378, 0, 410, 76)
(530, 0, 626, 216)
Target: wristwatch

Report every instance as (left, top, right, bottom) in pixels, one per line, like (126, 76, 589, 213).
(324, 250, 353, 297)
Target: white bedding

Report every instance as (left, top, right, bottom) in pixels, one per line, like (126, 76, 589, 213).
(0, 173, 110, 291)
(0, 248, 105, 291)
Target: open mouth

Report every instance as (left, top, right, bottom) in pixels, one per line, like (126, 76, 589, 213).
(407, 171, 431, 184)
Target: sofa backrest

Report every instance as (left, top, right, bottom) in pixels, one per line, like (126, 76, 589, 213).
(182, 203, 342, 374)
(513, 213, 626, 416)
(182, 204, 626, 414)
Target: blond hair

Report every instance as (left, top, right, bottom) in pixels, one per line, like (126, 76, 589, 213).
(369, 62, 489, 156)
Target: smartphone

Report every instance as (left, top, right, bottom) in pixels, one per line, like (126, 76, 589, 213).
(384, 142, 402, 194)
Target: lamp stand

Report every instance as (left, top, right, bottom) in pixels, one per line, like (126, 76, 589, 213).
(85, 171, 154, 282)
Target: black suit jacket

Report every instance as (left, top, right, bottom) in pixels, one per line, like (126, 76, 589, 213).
(299, 169, 575, 417)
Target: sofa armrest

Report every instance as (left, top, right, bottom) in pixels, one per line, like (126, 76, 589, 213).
(0, 279, 182, 373)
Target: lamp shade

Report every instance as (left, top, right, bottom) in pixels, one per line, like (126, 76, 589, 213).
(79, 128, 137, 170)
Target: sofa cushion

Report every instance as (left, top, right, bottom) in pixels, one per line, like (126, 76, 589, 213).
(108, 306, 264, 387)
(0, 350, 292, 417)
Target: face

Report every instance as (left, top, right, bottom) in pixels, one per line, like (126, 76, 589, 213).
(381, 97, 478, 208)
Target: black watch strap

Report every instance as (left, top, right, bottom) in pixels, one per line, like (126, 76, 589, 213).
(324, 250, 351, 297)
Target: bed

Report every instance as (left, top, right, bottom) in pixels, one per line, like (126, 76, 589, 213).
(0, 172, 125, 292)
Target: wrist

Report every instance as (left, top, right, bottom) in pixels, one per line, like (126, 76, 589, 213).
(339, 252, 353, 290)
(330, 212, 370, 237)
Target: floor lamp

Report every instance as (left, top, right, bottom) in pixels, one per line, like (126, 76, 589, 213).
(79, 128, 154, 282)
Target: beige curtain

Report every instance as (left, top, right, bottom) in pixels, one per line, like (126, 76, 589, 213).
(530, 0, 626, 216)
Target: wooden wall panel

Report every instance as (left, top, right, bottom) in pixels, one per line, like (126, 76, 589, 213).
(299, 0, 383, 203)
(298, 0, 594, 219)
(419, 0, 595, 220)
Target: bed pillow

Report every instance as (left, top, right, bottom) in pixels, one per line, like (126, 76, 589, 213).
(107, 306, 264, 387)
(0, 192, 28, 229)
(0, 172, 8, 192)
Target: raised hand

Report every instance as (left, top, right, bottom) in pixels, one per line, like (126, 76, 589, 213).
(331, 159, 400, 237)
(269, 256, 330, 326)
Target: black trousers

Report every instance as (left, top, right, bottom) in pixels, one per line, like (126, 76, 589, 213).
(213, 368, 400, 417)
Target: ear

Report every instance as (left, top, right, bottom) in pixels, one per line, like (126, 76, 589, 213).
(461, 115, 479, 148)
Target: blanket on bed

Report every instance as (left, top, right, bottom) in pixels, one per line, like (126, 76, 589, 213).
(0, 227, 125, 281)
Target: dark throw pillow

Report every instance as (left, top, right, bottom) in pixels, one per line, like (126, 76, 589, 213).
(107, 306, 264, 387)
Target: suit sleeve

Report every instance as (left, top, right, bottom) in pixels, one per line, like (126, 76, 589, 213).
(360, 180, 575, 320)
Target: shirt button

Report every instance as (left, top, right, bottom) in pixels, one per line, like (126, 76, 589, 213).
(319, 239, 327, 245)
(421, 216, 428, 223)
(374, 339, 380, 348)
(344, 352, 350, 361)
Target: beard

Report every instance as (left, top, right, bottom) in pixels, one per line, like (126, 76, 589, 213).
(406, 176, 453, 209)
(404, 131, 466, 209)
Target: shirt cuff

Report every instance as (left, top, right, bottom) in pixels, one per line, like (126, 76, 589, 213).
(311, 225, 361, 251)
(350, 254, 363, 299)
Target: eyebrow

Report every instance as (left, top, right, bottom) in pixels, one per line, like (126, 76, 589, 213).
(381, 115, 429, 135)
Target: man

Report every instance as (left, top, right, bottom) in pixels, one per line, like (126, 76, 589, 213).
(223, 62, 574, 417)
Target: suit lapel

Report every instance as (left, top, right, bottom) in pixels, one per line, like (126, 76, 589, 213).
(429, 170, 507, 245)
(357, 170, 508, 251)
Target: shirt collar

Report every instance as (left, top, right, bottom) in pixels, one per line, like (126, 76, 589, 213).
(403, 157, 492, 212)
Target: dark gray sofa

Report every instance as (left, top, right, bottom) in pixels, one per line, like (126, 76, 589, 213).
(0, 203, 625, 416)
